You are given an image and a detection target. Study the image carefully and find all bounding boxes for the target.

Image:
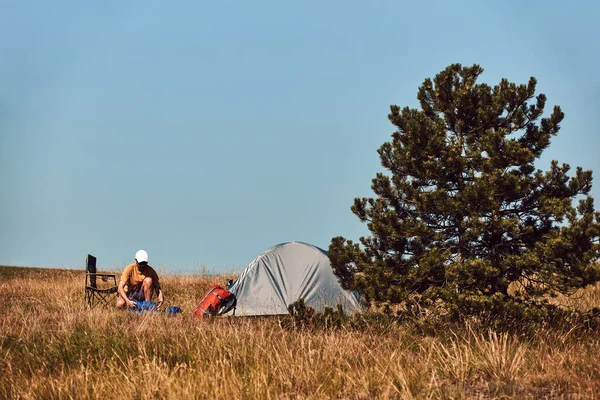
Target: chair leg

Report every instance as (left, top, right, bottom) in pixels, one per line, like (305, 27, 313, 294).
(89, 291, 100, 309)
(85, 289, 118, 309)
(87, 290, 98, 309)
(92, 292, 103, 309)
(85, 289, 91, 308)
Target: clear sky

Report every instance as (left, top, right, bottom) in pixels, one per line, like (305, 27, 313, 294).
(1, 1, 599, 274)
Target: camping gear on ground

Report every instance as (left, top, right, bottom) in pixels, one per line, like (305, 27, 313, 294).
(224, 241, 366, 317)
(129, 301, 158, 314)
(84, 254, 118, 308)
(128, 301, 182, 316)
(166, 306, 182, 316)
(193, 285, 237, 318)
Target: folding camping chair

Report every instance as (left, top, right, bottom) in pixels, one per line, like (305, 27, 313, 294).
(84, 254, 118, 308)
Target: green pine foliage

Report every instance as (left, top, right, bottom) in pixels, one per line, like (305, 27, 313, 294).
(329, 63, 600, 319)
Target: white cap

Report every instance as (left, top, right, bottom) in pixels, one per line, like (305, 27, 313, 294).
(135, 249, 148, 263)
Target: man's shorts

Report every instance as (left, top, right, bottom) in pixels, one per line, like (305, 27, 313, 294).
(123, 286, 145, 302)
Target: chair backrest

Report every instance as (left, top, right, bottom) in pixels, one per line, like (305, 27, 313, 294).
(86, 254, 97, 288)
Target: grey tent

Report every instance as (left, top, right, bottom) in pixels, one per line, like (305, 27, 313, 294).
(226, 241, 365, 316)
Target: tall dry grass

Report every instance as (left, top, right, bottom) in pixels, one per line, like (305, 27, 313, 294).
(1, 266, 600, 399)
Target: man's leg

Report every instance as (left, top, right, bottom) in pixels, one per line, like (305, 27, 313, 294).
(142, 277, 154, 301)
(116, 295, 127, 309)
(117, 288, 143, 309)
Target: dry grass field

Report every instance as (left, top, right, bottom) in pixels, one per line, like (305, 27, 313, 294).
(2, 265, 600, 399)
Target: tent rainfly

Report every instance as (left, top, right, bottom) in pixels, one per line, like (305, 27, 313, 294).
(225, 241, 365, 316)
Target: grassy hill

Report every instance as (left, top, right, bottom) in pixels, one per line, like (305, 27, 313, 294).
(1, 266, 600, 399)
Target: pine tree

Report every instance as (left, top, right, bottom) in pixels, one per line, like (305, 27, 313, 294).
(329, 63, 600, 318)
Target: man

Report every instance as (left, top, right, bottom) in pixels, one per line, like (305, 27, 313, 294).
(116, 249, 164, 309)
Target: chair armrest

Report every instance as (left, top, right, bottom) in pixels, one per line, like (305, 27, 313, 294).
(87, 273, 117, 277)
(86, 272, 118, 285)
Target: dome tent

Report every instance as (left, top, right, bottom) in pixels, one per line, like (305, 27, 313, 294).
(225, 241, 365, 316)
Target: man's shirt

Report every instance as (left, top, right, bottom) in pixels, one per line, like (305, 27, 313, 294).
(120, 263, 160, 293)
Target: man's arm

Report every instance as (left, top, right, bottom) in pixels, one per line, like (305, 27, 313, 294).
(150, 269, 164, 309)
(117, 280, 136, 308)
(155, 283, 164, 309)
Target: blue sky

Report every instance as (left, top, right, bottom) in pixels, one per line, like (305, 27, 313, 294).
(1, 1, 599, 273)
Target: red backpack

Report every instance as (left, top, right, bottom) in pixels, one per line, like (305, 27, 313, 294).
(193, 285, 237, 318)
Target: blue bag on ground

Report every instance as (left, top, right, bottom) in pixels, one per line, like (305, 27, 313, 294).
(128, 302, 182, 316)
(129, 301, 158, 314)
(166, 306, 181, 316)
